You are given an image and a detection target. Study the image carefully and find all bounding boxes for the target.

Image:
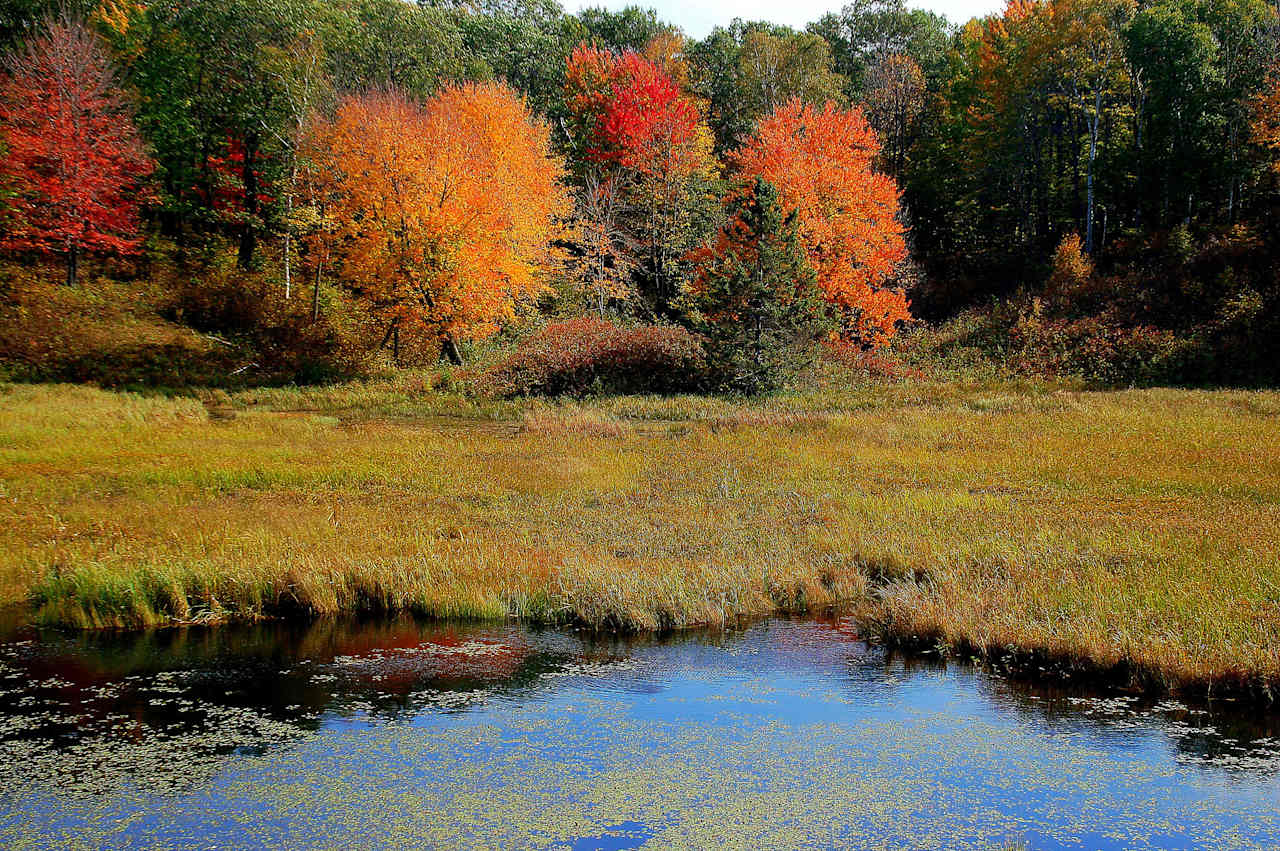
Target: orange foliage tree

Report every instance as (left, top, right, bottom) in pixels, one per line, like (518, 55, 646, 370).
(1254, 67, 1280, 176)
(308, 83, 570, 362)
(0, 18, 153, 287)
(733, 99, 910, 345)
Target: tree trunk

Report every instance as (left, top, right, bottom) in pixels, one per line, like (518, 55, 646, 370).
(378, 319, 398, 354)
(65, 244, 78, 288)
(1085, 138, 1096, 253)
(442, 335, 463, 366)
(1227, 124, 1238, 223)
(1072, 113, 1082, 234)
(282, 230, 292, 300)
(283, 173, 294, 301)
(237, 133, 260, 271)
(1084, 90, 1101, 254)
(1133, 91, 1144, 229)
(312, 260, 323, 323)
(237, 220, 257, 270)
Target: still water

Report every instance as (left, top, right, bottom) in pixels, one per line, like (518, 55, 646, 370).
(0, 615, 1277, 850)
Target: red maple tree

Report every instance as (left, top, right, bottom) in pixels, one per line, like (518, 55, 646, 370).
(565, 45, 707, 179)
(596, 54, 700, 176)
(564, 44, 716, 306)
(0, 18, 154, 286)
(201, 134, 273, 267)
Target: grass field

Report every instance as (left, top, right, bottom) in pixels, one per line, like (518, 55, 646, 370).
(2, 379, 1278, 697)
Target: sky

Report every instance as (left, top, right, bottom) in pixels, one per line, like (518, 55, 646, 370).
(572, 0, 1002, 39)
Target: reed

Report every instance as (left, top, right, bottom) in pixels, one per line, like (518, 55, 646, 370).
(3, 381, 1278, 696)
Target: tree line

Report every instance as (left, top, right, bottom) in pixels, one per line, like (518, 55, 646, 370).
(1, 0, 1278, 389)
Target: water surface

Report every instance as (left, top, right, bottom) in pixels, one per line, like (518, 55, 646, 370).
(0, 615, 1277, 849)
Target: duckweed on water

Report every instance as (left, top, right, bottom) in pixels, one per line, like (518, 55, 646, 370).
(0, 618, 1278, 849)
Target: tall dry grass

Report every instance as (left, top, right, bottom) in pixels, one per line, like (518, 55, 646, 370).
(2, 381, 1278, 695)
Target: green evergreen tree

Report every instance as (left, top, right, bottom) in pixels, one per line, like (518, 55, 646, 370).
(683, 179, 831, 393)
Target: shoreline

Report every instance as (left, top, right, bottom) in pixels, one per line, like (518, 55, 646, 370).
(9, 594, 1278, 706)
(5, 381, 1279, 707)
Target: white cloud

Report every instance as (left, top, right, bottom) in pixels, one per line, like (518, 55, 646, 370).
(572, 0, 1004, 39)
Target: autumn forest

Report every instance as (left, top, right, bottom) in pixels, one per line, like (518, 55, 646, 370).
(1, 0, 1278, 392)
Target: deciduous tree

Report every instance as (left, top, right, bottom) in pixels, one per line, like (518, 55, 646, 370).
(1055, 0, 1135, 253)
(734, 99, 910, 344)
(642, 31, 691, 92)
(118, 0, 325, 264)
(688, 22, 849, 152)
(453, 0, 583, 116)
(739, 29, 845, 117)
(1125, 0, 1218, 230)
(564, 44, 719, 312)
(865, 52, 925, 176)
(0, 18, 153, 286)
(261, 31, 332, 301)
(324, 0, 472, 98)
(576, 6, 673, 53)
(572, 173, 638, 316)
(808, 0, 951, 96)
(1253, 67, 1280, 175)
(567, 45, 706, 176)
(310, 83, 570, 362)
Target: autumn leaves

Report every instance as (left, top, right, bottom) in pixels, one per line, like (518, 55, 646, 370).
(561, 44, 909, 350)
(0, 19, 152, 287)
(295, 43, 911, 365)
(0, 21, 912, 366)
(735, 101, 909, 345)
(1254, 70, 1280, 178)
(305, 85, 570, 359)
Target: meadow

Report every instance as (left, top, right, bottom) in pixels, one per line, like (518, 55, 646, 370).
(3, 379, 1278, 697)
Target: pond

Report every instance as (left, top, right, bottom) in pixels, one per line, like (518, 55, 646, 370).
(0, 615, 1277, 849)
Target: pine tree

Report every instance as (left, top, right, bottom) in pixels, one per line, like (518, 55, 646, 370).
(684, 179, 830, 392)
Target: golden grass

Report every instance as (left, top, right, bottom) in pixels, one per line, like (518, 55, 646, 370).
(2, 380, 1279, 696)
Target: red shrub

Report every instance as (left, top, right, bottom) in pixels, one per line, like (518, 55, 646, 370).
(822, 339, 926, 382)
(475, 318, 706, 397)
(1008, 309, 1187, 386)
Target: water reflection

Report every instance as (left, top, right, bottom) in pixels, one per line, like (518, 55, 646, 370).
(0, 614, 1277, 849)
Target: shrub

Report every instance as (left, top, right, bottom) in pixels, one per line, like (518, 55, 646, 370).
(1009, 305, 1187, 386)
(821, 339, 926, 382)
(1045, 233, 1100, 312)
(160, 259, 372, 383)
(0, 264, 241, 386)
(473, 318, 706, 397)
(0, 255, 376, 388)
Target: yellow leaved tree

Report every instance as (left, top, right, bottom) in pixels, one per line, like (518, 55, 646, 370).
(307, 83, 570, 362)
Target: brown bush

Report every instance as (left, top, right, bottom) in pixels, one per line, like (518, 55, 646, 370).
(473, 318, 707, 397)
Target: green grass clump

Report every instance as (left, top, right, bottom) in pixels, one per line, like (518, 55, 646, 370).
(2, 381, 1278, 697)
